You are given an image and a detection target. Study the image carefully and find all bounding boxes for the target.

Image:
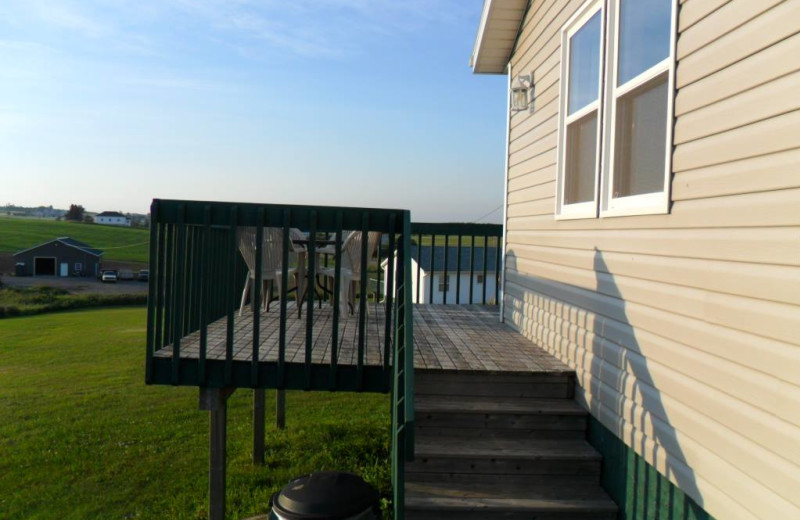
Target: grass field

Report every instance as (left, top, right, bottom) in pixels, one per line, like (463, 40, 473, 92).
(0, 217, 149, 263)
(0, 308, 391, 519)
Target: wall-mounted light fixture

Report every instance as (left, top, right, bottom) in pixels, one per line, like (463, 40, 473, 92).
(510, 74, 534, 113)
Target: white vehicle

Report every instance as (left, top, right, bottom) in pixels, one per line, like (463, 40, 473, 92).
(101, 271, 118, 283)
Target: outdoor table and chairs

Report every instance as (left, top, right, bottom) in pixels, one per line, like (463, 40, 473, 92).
(237, 227, 381, 318)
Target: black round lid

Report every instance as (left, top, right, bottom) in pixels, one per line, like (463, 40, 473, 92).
(271, 471, 379, 520)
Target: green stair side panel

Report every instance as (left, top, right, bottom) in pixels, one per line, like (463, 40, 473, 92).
(587, 418, 716, 520)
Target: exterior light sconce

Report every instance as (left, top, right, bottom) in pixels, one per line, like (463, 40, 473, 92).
(510, 74, 534, 113)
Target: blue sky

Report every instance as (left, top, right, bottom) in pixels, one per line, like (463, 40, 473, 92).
(0, 0, 506, 222)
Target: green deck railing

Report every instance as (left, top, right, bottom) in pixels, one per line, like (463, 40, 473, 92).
(409, 222, 503, 305)
(145, 199, 412, 391)
(145, 198, 414, 517)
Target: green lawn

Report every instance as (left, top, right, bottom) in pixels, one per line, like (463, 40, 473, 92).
(0, 217, 149, 263)
(0, 308, 391, 519)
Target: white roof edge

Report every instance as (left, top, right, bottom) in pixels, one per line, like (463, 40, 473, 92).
(470, 0, 527, 75)
(470, 0, 494, 71)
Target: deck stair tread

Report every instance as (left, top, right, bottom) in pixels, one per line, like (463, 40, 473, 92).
(415, 395, 586, 415)
(406, 369, 618, 518)
(414, 436, 601, 460)
(406, 480, 618, 511)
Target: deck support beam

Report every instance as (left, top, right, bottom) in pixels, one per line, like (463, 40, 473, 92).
(199, 387, 235, 520)
(276, 389, 286, 429)
(253, 389, 265, 465)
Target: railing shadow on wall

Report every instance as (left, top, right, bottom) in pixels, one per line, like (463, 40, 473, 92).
(503, 247, 711, 520)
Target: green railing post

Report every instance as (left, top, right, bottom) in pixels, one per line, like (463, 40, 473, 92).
(145, 200, 159, 384)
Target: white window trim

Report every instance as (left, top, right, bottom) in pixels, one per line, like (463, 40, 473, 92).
(599, 0, 678, 217)
(555, 0, 605, 221)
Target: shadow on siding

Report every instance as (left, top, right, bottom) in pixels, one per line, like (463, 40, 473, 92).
(504, 247, 713, 520)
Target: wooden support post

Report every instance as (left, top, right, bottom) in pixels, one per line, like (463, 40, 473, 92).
(253, 389, 265, 465)
(199, 387, 235, 520)
(276, 389, 286, 429)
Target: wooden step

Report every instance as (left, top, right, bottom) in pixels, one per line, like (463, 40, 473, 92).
(405, 479, 618, 520)
(415, 369, 576, 399)
(416, 395, 587, 438)
(408, 436, 602, 476)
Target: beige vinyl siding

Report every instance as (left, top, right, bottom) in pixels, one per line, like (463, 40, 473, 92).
(503, 0, 800, 519)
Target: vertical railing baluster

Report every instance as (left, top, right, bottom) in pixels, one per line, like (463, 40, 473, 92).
(357, 213, 369, 390)
(495, 236, 501, 306)
(171, 204, 186, 385)
(482, 236, 488, 305)
(279, 210, 290, 389)
(225, 206, 238, 385)
(252, 210, 264, 386)
(402, 213, 414, 461)
(383, 215, 396, 390)
(392, 223, 405, 520)
(330, 212, 343, 390)
(199, 206, 211, 384)
(163, 224, 174, 352)
(469, 237, 476, 305)
(376, 239, 382, 303)
(415, 233, 422, 304)
(186, 226, 195, 335)
(305, 210, 317, 390)
(443, 234, 449, 305)
(456, 235, 462, 304)
(428, 234, 434, 304)
(183, 225, 193, 337)
(155, 222, 166, 354)
(145, 201, 159, 384)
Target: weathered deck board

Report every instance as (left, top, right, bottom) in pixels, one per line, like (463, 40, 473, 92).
(154, 304, 569, 373)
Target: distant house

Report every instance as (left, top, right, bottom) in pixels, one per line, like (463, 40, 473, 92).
(383, 245, 499, 304)
(95, 211, 130, 226)
(13, 237, 103, 277)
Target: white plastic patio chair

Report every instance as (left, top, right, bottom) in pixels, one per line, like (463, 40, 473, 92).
(318, 230, 381, 314)
(237, 227, 299, 316)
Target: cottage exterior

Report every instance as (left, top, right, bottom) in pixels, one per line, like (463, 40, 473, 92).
(95, 211, 130, 226)
(13, 237, 103, 277)
(472, 1, 800, 519)
(384, 245, 499, 304)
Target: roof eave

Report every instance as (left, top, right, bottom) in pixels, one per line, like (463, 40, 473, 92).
(470, 0, 527, 75)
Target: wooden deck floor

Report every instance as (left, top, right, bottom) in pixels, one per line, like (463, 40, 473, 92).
(154, 304, 569, 373)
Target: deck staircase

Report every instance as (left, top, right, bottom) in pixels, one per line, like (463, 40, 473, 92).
(405, 370, 618, 519)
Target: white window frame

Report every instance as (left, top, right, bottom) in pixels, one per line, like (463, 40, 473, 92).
(554, 0, 678, 219)
(555, 0, 605, 220)
(438, 275, 450, 293)
(599, 0, 678, 217)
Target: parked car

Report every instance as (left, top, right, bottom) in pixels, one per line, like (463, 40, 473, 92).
(138, 269, 149, 282)
(118, 269, 134, 281)
(101, 271, 118, 283)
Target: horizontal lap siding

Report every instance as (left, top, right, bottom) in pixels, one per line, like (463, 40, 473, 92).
(504, 1, 800, 519)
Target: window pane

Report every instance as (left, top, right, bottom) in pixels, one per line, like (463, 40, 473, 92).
(618, 0, 672, 85)
(613, 74, 668, 198)
(564, 111, 598, 204)
(568, 10, 601, 115)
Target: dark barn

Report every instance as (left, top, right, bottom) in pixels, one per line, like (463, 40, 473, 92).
(13, 237, 103, 277)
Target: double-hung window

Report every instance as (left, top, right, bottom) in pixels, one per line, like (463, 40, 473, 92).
(556, 0, 677, 219)
(557, 1, 604, 219)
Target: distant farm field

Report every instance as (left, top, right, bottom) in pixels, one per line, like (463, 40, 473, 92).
(0, 308, 391, 519)
(0, 217, 149, 263)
